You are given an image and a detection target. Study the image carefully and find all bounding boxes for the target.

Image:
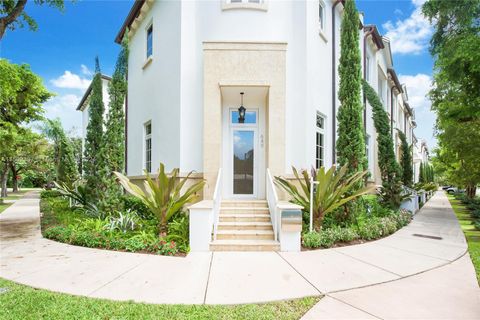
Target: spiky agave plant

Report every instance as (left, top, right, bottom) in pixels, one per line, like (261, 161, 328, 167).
(275, 165, 373, 231)
(114, 163, 205, 236)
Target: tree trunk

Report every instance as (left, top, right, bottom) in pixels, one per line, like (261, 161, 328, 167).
(0, 0, 28, 40)
(1, 163, 9, 198)
(466, 184, 477, 199)
(10, 163, 18, 193)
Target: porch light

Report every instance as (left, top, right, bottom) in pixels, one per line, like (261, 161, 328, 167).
(238, 92, 246, 123)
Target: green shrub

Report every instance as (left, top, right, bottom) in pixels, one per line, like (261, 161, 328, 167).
(121, 195, 153, 219)
(302, 231, 322, 248)
(466, 203, 480, 211)
(302, 227, 360, 249)
(124, 236, 148, 252)
(166, 213, 189, 252)
(357, 220, 383, 240)
(149, 239, 178, 256)
(472, 209, 480, 219)
(40, 190, 61, 199)
(475, 220, 480, 231)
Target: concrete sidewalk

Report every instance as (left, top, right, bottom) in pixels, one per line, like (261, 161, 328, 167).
(1, 192, 479, 316)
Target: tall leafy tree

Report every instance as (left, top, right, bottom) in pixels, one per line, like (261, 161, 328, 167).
(423, 0, 480, 197)
(363, 80, 403, 208)
(83, 57, 105, 200)
(0, 0, 66, 39)
(336, 0, 366, 180)
(0, 59, 52, 126)
(42, 119, 79, 186)
(397, 130, 413, 187)
(99, 37, 129, 211)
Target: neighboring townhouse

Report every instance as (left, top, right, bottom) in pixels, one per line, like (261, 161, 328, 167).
(413, 138, 430, 183)
(76, 74, 112, 153)
(77, 0, 430, 250)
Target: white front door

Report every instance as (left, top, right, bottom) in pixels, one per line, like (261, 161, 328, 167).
(223, 107, 265, 199)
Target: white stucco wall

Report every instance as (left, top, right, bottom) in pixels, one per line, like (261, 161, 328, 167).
(123, 0, 421, 191)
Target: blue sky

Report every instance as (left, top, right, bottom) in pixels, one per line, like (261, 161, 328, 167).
(0, 0, 436, 148)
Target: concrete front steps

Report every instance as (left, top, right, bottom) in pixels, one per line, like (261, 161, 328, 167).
(210, 200, 280, 251)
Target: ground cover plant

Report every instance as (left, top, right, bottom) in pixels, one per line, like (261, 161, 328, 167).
(40, 183, 191, 256)
(276, 165, 413, 250)
(449, 193, 480, 284)
(0, 277, 320, 320)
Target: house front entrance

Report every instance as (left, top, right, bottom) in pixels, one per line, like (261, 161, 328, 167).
(222, 87, 266, 199)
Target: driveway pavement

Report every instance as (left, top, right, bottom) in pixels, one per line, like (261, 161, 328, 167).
(1, 191, 479, 318)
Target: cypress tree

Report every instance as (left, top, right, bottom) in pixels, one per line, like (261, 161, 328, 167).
(363, 80, 403, 208)
(336, 0, 367, 180)
(99, 38, 129, 212)
(83, 57, 105, 200)
(419, 162, 426, 183)
(398, 130, 413, 187)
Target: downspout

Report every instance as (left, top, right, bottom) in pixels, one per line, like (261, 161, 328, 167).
(331, 0, 342, 164)
(125, 68, 128, 174)
(390, 86, 394, 136)
(363, 28, 373, 134)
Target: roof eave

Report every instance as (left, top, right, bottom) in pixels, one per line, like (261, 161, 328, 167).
(115, 0, 146, 44)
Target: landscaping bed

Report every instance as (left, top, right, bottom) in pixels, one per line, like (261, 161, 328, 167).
(448, 193, 480, 284)
(0, 277, 320, 320)
(301, 195, 412, 250)
(40, 191, 188, 256)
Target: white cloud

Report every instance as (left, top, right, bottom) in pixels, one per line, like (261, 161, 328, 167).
(50, 71, 91, 90)
(383, 0, 433, 55)
(81, 64, 93, 76)
(43, 93, 82, 135)
(399, 73, 437, 148)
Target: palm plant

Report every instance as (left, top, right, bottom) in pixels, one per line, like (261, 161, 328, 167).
(275, 165, 374, 230)
(114, 163, 205, 235)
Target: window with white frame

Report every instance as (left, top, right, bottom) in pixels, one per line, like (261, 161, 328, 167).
(316, 112, 325, 169)
(144, 121, 152, 173)
(319, 0, 325, 32)
(146, 24, 153, 59)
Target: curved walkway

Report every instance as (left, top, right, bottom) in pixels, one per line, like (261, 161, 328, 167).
(1, 192, 479, 315)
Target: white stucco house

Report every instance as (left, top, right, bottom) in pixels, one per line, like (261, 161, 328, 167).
(79, 0, 427, 251)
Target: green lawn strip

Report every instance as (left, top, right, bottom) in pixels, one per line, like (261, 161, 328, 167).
(447, 195, 480, 284)
(0, 202, 13, 214)
(0, 278, 320, 320)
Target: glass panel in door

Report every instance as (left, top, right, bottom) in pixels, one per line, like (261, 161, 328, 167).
(233, 130, 254, 195)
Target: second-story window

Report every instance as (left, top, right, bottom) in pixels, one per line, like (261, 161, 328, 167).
(316, 112, 325, 169)
(144, 121, 152, 173)
(319, 1, 325, 31)
(146, 24, 153, 59)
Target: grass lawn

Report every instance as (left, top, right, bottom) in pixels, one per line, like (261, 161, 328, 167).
(447, 195, 480, 284)
(1, 188, 39, 200)
(0, 202, 13, 214)
(0, 278, 320, 320)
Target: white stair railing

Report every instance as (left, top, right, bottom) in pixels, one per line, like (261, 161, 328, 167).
(266, 169, 279, 241)
(212, 168, 222, 240)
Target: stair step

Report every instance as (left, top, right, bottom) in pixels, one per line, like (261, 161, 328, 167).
(220, 207, 270, 215)
(221, 200, 268, 208)
(218, 222, 273, 231)
(219, 214, 271, 222)
(216, 230, 274, 240)
(210, 239, 280, 251)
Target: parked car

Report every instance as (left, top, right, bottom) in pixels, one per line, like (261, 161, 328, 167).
(442, 185, 452, 190)
(446, 187, 465, 194)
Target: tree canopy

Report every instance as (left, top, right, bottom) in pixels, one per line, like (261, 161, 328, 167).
(0, 0, 66, 39)
(423, 0, 480, 197)
(0, 59, 52, 126)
